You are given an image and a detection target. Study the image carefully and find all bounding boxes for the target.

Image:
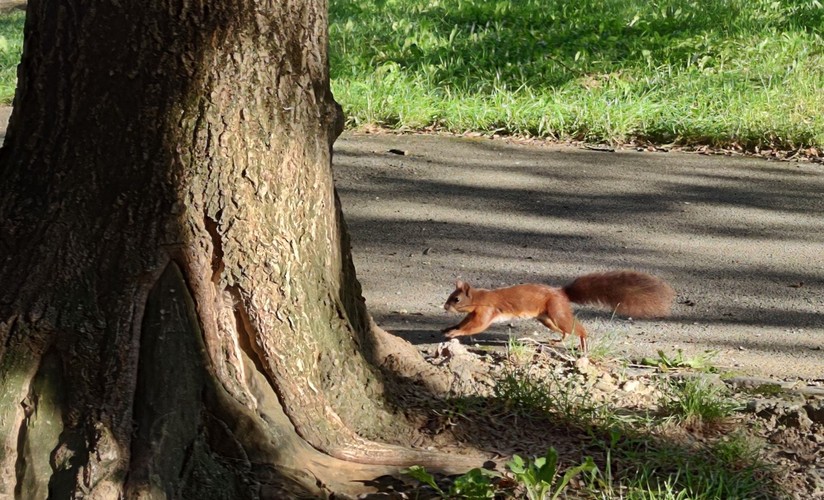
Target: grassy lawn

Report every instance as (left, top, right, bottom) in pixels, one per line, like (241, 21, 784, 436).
(0, 9, 23, 104)
(330, 0, 824, 150)
(2, 2, 823, 150)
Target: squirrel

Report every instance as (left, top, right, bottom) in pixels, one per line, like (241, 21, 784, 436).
(441, 270, 674, 352)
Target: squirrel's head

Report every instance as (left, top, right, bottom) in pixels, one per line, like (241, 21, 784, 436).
(444, 280, 472, 312)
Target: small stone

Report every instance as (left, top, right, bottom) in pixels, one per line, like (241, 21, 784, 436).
(595, 378, 618, 393)
(574, 359, 600, 380)
(623, 380, 641, 392)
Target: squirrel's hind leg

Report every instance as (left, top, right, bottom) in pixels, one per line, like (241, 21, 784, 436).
(537, 316, 568, 344)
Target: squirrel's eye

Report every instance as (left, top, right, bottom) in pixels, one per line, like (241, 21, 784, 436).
(450, 297, 459, 302)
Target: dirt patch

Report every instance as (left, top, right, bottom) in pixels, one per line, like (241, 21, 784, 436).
(0, 0, 25, 12)
(365, 339, 824, 498)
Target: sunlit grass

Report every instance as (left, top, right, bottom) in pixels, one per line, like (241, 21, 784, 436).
(0, 9, 24, 104)
(2, 2, 823, 150)
(659, 376, 741, 428)
(330, 0, 824, 149)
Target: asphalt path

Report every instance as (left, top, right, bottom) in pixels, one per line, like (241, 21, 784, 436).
(333, 131, 824, 381)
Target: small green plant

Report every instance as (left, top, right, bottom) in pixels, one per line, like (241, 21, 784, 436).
(640, 349, 717, 372)
(710, 432, 764, 467)
(588, 428, 623, 497)
(402, 465, 497, 499)
(659, 377, 741, 427)
(507, 448, 597, 500)
(402, 465, 445, 496)
(450, 468, 497, 499)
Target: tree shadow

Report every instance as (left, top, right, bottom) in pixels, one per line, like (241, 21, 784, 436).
(334, 132, 824, 365)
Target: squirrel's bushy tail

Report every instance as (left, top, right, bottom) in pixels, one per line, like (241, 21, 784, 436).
(563, 270, 674, 318)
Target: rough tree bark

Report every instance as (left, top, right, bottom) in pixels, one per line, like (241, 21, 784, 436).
(0, 0, 480, 498)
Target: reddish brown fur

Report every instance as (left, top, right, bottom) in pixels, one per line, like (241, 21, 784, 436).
(442, 270, 674, 352)
(563, 270, 674, 318)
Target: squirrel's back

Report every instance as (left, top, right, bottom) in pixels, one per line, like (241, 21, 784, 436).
(563, 270, 674, 318)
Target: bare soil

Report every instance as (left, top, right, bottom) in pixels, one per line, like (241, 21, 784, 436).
(0, 0, 25, 11)
(380, 340, 824, 498)
(332, 130, 824, 383)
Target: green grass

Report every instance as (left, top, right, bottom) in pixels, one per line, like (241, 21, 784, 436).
(614, 433, 773, 500)
(0, 9, 24, 105)
(330, 0, 824, 150)
(640, 348, 718, 372)
(659, 376, 741, 428)
(494, 367, 606, 427)
(3, 2, 822, 149)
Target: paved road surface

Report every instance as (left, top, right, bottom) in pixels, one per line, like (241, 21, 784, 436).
(333, 132, 824, 381)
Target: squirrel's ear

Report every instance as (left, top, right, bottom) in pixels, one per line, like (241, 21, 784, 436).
(456, 280, 470, 291)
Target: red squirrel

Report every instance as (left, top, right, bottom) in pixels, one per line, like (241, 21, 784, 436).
(441, 270, 674, 352)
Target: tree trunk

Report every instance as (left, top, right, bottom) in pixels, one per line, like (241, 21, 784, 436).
(0, 1, 480, 497)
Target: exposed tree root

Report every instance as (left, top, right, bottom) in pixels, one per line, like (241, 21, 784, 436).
(125, 263, 490, 497)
